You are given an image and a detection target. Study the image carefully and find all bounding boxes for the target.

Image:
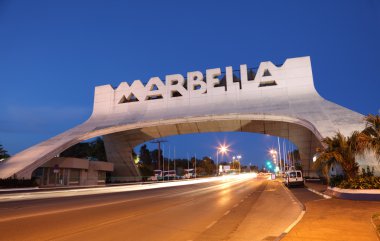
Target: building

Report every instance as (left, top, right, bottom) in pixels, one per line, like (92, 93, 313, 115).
(32, 157, 113, 186)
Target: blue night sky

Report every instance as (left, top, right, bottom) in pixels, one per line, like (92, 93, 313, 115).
(0, 0, 379, 168)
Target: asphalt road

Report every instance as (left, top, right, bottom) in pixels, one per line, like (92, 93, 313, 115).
(0, 175, 303, 241)
(287, 185, 324, 205)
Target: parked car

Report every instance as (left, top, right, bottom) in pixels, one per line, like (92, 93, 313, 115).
(285, 170, 304, 187)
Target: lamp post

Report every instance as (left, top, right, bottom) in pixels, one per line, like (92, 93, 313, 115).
(269, 149, 278, 173)
(216, 144, 228, 176)
(237, 155, 242, 174)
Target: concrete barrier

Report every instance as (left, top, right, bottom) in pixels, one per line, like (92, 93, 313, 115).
(326, 187, 380, 201)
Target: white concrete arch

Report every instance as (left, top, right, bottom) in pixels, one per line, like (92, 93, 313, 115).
(101, 114, 324, 179)
(0, 56, 365, 179)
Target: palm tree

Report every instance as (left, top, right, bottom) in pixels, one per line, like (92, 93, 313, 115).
(314, 132, 360, 182)
(360, 114, 380, 161)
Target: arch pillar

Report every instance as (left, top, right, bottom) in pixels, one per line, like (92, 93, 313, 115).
(103, 133, 141, 182)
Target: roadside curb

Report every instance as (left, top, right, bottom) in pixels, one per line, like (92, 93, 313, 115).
(275, 182, 306, 241)
(326, 187, 380, 201)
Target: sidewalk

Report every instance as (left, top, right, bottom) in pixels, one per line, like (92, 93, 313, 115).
(282, 181, 380, 241)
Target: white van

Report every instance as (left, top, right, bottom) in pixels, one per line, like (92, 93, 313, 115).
(163, 170, 177, 180)
(285, 170, 304, 187)
(148, 170, 163, 181)
(183, 169, 194, 179)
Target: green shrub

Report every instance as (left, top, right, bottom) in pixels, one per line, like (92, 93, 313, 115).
(0, 178, 38, 188)
(337, 176, 380, 189)
(329, 175, 345, 187)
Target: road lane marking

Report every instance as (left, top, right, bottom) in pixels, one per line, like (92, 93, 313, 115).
(306, 187, 331, 199)
(224, 210, 230, 216)
(233, 204, 238, 208)
(206, 220, 217, 229)
(285, 210, 305, 233)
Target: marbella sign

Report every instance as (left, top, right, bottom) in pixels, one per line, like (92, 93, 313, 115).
(117, 64, 275, 104)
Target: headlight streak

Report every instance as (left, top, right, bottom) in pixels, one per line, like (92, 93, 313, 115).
(0, 173, 257, 202)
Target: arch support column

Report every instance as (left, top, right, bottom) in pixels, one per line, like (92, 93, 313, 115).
(103, 133, 141, 182)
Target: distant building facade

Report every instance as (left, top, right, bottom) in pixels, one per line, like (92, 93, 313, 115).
(32, 157, 113, 186)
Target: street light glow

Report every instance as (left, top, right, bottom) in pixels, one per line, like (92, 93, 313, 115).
(218, 145, 229, 154)
(269, 149, 277, 155)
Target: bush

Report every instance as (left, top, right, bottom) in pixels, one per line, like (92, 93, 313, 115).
(337, 176, 380, 189)
(0, 178, 38, 188)
(329, 175, 345, 187)
(327, 166, 380, 189)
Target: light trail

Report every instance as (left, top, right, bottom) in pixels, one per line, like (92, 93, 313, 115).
(0, 173, 257, 202)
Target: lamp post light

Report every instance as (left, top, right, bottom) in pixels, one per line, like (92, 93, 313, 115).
(236, 155, 242, 174)
(216, 144, 229, 176)
(269, 149, 278, 173)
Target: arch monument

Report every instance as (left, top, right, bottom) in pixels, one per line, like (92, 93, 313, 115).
(0, 56, 365, 180)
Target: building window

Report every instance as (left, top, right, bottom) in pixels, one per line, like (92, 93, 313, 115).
(98, 171, 106, 183)
(69, 169, 80, 185)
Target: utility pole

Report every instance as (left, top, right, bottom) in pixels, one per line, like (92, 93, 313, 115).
(277, 137, 282, 172)
(194, 153, 197, 178)
(150, 139, 167, 170)
(174, 147, 176, 178)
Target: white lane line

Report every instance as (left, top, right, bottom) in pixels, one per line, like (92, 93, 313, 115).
(206, 220, 217, 229)
(284, 210, 305, 233)
(233, 204, 238, 208)
(307, 187, 331, 199)
(240, 199, 244, 203)
(224, 210, 230, 216)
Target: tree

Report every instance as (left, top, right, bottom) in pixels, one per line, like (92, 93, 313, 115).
(199, 157, 216, 175)
(0, 144, 10, 159)
(61, 142, 90, 158)
(314, 132, 360, 182)
(150, 149, 163, 169)
(249, 165, 259, 172)
(360, 114, 380, 161)
(89, 137, 107, 161)
(139, 144, 152, 166)
(61, 138, 107, 161)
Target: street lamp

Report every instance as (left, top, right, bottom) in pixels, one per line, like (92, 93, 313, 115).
(216, 144, 229, 175)
(268, 149, 278, 173)
(236, 155, 242, 174)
